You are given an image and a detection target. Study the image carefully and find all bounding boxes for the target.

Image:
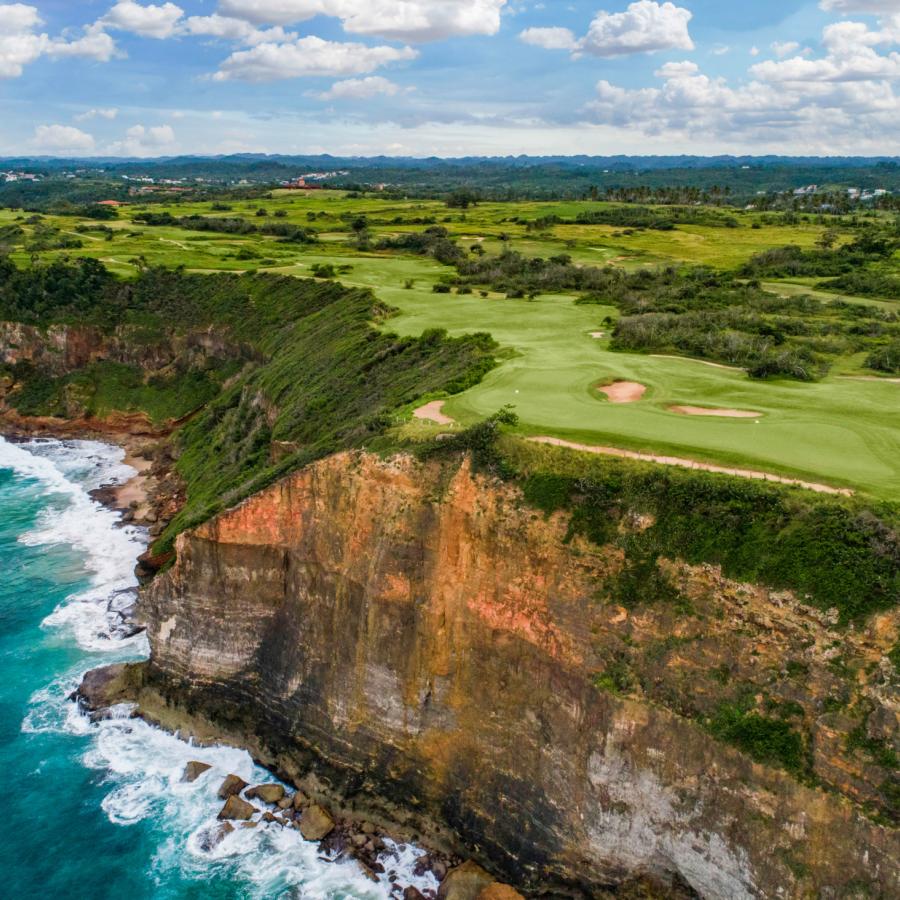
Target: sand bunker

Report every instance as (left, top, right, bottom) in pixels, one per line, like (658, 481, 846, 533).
(598, 381, 646, 403)
(528, 437, 852, 497)
(670, 405, 761, 419)
(589, 331, 606, 339)
(413, 400, 455, 426)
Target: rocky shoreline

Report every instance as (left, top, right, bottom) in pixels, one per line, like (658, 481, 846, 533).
(74, 662, 527, 900)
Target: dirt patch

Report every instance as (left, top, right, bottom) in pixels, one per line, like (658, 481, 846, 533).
(528, 437, 852, 497)
(838, 376, 900, 384)
(651, 355, 741, 371)
(598, 381, 646, 403)
(413, 400, 455, 426)
(670, 406, 761, 419)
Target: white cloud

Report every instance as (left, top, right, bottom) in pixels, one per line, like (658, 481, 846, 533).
(655, 59, 698, 77)
(0, 5, 119, 77)
(102, 1, 184, 39)
(75, 107, 119, 121)
(319, 75, 402, 99)
(212, 35, 417, 82)
(47, 24, 118, 62)
(127, 123, 176, 145)
(521, 1, 694, 58)
(33, 123, 96, 152)
(751, 16, 900, 83)
(216, 0, 508, 42)
(109, 123, 177, 155)
(519, 27, 577, 51)
(772, 40, 800, 57)
(584, 36, 900, 151)
(184, 14, 294, 45)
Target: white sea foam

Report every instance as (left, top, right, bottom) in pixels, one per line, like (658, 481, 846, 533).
(0, 437, 147, 652)
(6, 437, 440, 897)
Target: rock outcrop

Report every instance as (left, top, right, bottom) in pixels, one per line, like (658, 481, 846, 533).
(138, 451, 899, 898)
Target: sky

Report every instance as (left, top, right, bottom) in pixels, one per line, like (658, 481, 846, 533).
(0, 0, 898, 158)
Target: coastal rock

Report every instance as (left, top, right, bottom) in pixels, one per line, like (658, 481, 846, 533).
(217, 795, 256, 821)
(404, 889, 427, 900)
(438, 862, 495, 900)
(299, 804, 335, 841)
(245, 783, 285, 804)
(182, 761, 212, 783)
(198, 821, 233, 851)
(74, 662, 144, 713)
(217, 774, 248, 800)
(476, 885, 525, 900)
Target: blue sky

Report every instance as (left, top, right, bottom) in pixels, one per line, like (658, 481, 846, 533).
(1, 1, 898, 157)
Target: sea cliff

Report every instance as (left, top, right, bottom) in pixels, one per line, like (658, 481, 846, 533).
(134, 450, 900, 898)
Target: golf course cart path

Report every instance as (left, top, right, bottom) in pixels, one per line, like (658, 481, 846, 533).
(528, 437, 853, 496)
(414, 400, 455, 425)
(670, 406, 761, 419)
(650, 355, 743, 371)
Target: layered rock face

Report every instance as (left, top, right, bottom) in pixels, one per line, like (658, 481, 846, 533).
(0, 321, 241, 376)
(143, 452, 899, 898)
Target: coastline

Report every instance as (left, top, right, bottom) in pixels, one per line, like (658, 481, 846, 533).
(2, 419, 495, 898)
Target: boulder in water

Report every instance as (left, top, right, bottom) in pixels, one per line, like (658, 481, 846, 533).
(217, 795, 257, 821)
(299, 804, 335, 841)
(245, 783, 285, 804)
(198, 821, 233, 851)
(182, 761, 212, 783)
(217, 773, 248, 799)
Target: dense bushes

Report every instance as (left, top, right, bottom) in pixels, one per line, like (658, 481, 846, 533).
(133, 212, 318, 243)
(507, 439, 900, 623)
(867, 340, 900, 374)
(741, 232, 896, 279)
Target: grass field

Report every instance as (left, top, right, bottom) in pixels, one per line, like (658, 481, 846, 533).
(2, 191, 898, 499)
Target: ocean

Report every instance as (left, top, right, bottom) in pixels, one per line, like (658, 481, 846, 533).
(0, 436, 435, 899)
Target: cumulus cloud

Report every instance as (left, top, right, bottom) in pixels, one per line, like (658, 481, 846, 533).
(110, 123, 177, 155)
(583, 22, 900, 151)
(771, 40, 800, 57)
(520, 1, 693, 58)
(0, 4, 46, 77)
(0, 5, 119, 77)
(217, 0, 508, 42)
(47, 24, 118, 62)
(75, 107, 119, 121)
(751, 16, 900, 83)
(212, 34, 417, 82)
(184, 14, 294, 45)
(33, 123, 96, 152)
(102, 1, 184, 39)
(519, 27, 578, 51)
(319, 75, 403, 99)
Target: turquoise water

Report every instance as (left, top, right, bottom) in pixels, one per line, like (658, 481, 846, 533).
(0, 438, 434, 899)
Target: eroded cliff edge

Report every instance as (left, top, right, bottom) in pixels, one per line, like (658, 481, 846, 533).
(137, 450, 900, 898)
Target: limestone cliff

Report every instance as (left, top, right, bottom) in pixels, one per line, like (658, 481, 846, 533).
(141, 451, 900, 898)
